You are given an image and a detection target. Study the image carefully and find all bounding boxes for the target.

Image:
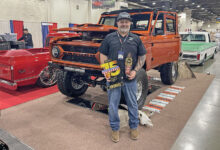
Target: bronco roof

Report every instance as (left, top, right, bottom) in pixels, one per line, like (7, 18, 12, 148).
(102, 9, 155, 15)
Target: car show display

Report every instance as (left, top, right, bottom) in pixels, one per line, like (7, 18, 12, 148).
(49, 9, 181, 109)
(0, 33, 79, 90)
(0, 0, 220, 149)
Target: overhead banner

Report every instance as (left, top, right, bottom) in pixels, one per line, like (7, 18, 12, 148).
(41, 22, 57, 47)
(10, 20, 24, 40)
(69, 23, 78, 32)
(92, 0, 115, 9)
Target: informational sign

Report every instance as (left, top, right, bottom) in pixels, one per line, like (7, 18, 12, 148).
(101, 60, 123, 89)
(92, 0, 115, 9)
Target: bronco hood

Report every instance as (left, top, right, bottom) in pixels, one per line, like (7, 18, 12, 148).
(54, 23, 118, 32)
(52, 24, 118, 43)
(52, 23, 144, 44)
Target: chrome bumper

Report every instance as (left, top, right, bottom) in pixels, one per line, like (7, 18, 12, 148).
(181, 58, 202, 65)
(0, 79, 17, 90)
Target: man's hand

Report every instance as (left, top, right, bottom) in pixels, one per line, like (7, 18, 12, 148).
(127, 70, 136, 80)
(100, 53, 111, 82)
(103, 73, 111, 82)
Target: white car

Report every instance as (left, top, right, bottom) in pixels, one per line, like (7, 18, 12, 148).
(180, 32, 218, 65)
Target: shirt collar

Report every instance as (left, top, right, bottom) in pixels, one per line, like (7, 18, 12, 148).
(116, 31, 130, 38)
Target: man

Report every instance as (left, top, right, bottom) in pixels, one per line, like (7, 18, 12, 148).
(18, 28, 33, 49)
(99, 12, 147, 142)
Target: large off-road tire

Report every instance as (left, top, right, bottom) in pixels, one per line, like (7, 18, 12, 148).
(100, 84, 107, 92)
(37, 66, 57, 88)
(57, 70, 88, 97)
(160, 62, 178, 85)
(120, 69, 148, 110)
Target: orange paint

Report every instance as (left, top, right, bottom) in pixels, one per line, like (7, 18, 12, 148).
(49, 9, 180, 73)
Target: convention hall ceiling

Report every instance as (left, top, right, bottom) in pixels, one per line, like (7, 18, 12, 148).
(127, 0, 220, 21)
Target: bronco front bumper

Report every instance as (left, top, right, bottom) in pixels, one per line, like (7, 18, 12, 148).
(48, 61, 103, 76)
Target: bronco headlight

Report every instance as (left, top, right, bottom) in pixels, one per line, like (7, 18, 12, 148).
(52, 46, 60, 58)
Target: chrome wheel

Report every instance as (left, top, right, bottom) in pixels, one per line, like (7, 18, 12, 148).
(71, 77, 85, 90)
(160, 62, 178, 85)
(172, 64, 176, 76)
(120, 69, 148, 110)
(172, 63, 177, 81)
(39, 66, 57, 86)
(136, 81, 143, 102)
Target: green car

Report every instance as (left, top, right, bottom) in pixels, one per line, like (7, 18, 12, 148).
(180, 32, 218, 65)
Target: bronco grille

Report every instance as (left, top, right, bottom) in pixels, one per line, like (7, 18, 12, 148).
(62, 53, 99, 65)
(61, 45, 98, 54)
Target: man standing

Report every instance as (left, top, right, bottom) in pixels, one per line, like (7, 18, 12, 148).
(99, 12, 147, 142)
(18, 28, 33, 49)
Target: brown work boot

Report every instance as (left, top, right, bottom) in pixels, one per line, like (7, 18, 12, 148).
(130, 128, 138, 140)
(111, 130, 119, 143)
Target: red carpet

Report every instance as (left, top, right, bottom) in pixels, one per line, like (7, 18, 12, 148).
(0, 85, 58, 110)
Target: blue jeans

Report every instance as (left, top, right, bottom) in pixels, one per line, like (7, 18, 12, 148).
(107, 79, 139, 131)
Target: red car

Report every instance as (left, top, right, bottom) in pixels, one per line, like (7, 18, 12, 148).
(0, 32, 79, 90)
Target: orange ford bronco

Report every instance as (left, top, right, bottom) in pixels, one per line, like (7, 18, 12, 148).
(49, 9, 181, 108)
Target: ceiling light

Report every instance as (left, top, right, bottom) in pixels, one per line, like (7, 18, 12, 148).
(152, 2, 156, 5)
(201, 8, 204, 10)
(185, 0, 189, 2)
(192, 3, 195, 5)
(197, 5, 200, 8)
(162, 5, 165, 8)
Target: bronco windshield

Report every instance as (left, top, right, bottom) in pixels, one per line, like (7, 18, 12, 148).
(99, 14, 151, 31)
(181, 34, 206, 42)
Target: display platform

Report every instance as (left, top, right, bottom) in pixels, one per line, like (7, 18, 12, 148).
(0, 85, 58, 110)
(0, 72, 214, 150)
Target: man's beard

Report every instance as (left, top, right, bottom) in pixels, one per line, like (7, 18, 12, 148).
(118, 27, 130, 34)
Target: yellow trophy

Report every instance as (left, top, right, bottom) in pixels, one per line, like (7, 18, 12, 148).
(125, 53, 132, 76)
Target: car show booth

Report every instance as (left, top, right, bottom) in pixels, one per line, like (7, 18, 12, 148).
(0, 0, 220, 150)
